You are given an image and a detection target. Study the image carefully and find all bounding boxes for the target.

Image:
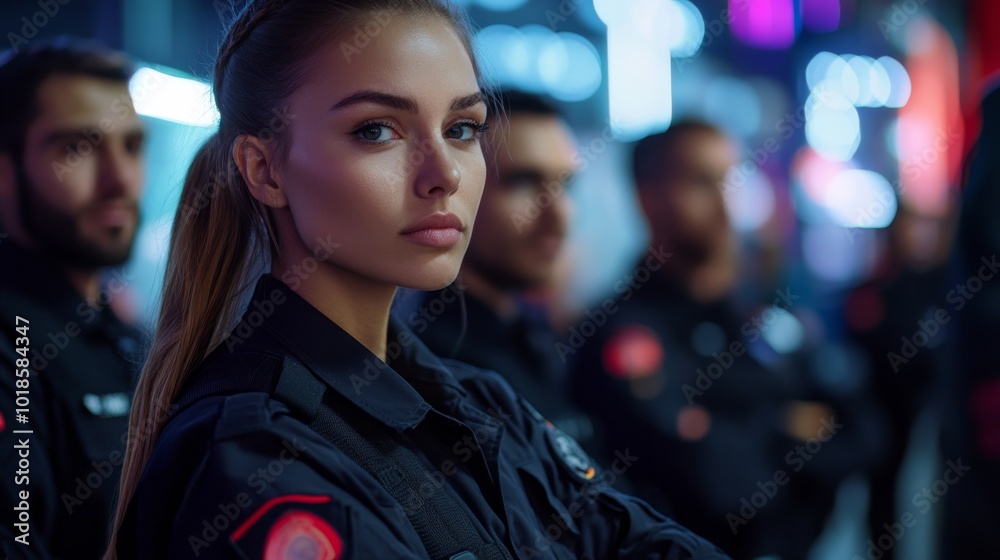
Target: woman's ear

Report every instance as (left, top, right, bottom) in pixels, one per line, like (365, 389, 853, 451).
(233, 135, 288, 209)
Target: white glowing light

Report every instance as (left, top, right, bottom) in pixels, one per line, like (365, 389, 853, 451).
(823, 169, 898, 228)
(846, 55, 876, 107)
(129, 67, 218, 127)
(805, 89, 860, 161)
(668, 0, 706, 58)
(542, 33, 602, 102)
(597, 0, 673, 140)
(806, 51, 839, 90)
(806, 52, 910, 109)
(870, 57, 892, 107)
(878, 55, 912, 108)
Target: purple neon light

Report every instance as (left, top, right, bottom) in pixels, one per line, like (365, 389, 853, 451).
(729, 0, 796, 49)
(803, 0, 840, 33)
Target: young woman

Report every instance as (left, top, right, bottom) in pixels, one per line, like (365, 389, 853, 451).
(107, 1, 731, 558)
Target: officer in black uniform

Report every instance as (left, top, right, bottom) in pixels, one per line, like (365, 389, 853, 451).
(116, 273, 730, 559)
(0, 39, 145, 559)
(941, 81, 1000, 557)
(842, 204, 955, 560)
(568, 122, 875, 559)
(410, 91, 599, 456)
(111, 0, 733, 556)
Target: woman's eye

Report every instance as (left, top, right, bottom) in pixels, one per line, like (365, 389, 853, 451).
(445, 121, 483, 141)
(355, 123, 395, 143)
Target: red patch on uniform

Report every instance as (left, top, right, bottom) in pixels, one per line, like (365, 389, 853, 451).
(602, 325, 664, 379)
(232, 495, 332, 542)
(0, 410, 5, 432)
(264, 510, 344, 560)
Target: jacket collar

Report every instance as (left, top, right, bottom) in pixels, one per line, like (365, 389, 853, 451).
(247, 274, 469, 432)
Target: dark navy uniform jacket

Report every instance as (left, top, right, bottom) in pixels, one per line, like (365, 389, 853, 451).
(569, 276, 798, 559)
(408, 288, 601, 461)
(117, 274, 729, 559)
(0, 241, 141, 560)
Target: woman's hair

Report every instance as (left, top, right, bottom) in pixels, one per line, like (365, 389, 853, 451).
(106, 1, 487, 556)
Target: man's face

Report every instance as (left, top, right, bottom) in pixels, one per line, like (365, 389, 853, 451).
(16, 73, 145, 268)
(644, 130, 734, 265)
(464, 113, 577, 290)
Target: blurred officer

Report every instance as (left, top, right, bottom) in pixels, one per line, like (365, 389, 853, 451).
(843, 203, 956, 560)
(941, 82, 1000, 557)
(0, 39, 145, 559)
(569, 121, 868, 559)
(410, 91, 601, 455)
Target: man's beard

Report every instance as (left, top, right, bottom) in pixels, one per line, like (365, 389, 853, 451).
(16, 162, 140, 269)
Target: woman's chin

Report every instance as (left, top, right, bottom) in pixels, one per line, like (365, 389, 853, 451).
(396, 267, 461, 292)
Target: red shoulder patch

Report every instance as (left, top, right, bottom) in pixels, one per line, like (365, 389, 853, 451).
(230, 495, 345, 559)
(264, 509, 344, 560)
(602, 325, 664, 379)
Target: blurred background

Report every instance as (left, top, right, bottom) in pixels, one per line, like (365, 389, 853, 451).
(5, 0, 997, 558)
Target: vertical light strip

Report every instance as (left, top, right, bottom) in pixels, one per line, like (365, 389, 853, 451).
(596, 0, 672, 140)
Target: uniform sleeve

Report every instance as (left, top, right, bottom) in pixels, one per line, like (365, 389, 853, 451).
(139, 396, 427, 560)
(0, 334, 59, 560)
(513, 393, 731, 560)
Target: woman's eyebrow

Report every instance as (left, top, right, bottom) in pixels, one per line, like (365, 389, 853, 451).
(330, 90, 485, 114)
(451, 91, 485, 111)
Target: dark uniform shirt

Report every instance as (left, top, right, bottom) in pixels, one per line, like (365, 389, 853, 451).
(117, 274, 730, 559)
(411, 288, 599, 457)
(569, 275, 800, 559)
(0, 241, 141, 560)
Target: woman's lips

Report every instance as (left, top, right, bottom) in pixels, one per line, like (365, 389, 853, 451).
(402, 228, 462, 248)
(401, 212, 464, 248)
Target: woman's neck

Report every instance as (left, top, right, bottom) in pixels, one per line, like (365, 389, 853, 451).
(271, 256, 397, 362)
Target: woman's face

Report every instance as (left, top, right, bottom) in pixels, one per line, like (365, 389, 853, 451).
(273, 14, 487, 290)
